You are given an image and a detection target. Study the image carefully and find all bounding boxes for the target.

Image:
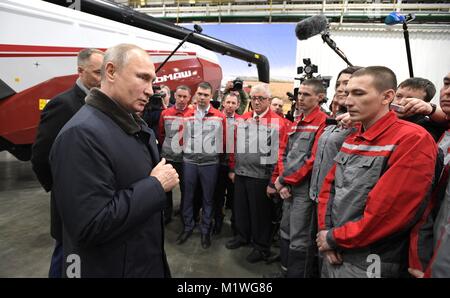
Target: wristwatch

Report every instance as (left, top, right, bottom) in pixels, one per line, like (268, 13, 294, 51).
(428, 103, 437, 116)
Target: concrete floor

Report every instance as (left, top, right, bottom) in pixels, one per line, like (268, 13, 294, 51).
(0, 151, 279, 277)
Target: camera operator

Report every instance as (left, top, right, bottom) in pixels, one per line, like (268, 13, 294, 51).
(284, 92, 298, 122)
(160, 85, 172, 109)
(224, 78, 248, 115)
(143, 85, 167, 148)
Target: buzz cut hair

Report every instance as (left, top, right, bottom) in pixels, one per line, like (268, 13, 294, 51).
(197, 82, 213, 93)
(301, 78, 326, 95)
(351, 66, 397, 93)
(398, 77, 436, 102)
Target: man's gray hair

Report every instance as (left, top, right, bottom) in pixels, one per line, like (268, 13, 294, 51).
(77, 48, 104, 67)
(250, 83, 271, 98)
(101, 43, 150, 80)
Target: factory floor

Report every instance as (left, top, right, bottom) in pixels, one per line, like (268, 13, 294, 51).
(0, 151, 280, 278)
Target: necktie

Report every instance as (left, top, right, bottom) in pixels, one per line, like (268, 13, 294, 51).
(254, 115, 260, 125)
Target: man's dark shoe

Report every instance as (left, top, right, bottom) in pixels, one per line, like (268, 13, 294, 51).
(201, 234, 211, 249)
(265, 253, 281, 264)
(246, 249, 270, 263)
(176, 230, 193, 245)
(225, 238, 248, 249)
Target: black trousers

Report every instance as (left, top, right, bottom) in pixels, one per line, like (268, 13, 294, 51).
(234, 174, 273, 253)
(213, 164, 235, 225)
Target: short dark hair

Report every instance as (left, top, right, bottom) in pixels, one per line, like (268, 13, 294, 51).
(337, 66, 363, 81)
(222, 92, 240, 103)
(301, 78, 325, 94)
(398, 77, 436, 102)
(351, 66, 397, 93)
(197, 82, 213, 93)
(175, 85, 191, 94)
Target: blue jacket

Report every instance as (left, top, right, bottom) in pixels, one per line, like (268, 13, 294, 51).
(50, 88, 170, 278)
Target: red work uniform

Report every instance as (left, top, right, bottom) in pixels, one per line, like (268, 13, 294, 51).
(318, 111, 437, 278)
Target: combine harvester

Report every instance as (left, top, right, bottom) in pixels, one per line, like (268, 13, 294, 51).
(0, 0, 269, 160)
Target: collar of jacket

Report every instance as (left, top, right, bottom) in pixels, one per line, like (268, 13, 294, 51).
(244, 108, 271, 120)
(297, 106, 321, 124)
(75, 78, 90, 96)
(85, 88, 145, 135)
(188, 105, 220, 117)
(171, 105, 190, 115)
(356, 111, 397, 141)
(72, 83, 88, 105)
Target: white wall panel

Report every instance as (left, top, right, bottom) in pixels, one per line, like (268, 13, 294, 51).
(297, 29, 450, 103)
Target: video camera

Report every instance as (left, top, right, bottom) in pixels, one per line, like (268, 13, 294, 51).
(148, 85, 166, 110)
(295, 58, 331, 89)
(285, 58, 332, 121)
(297, 58, 318, 79)
(231, 77, 243, 91)
(290, 58, 331, 102)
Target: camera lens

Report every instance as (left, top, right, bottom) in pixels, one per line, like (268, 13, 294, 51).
(305, 66, 312, 74)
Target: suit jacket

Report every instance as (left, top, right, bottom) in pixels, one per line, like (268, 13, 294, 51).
(50, 88, 170, 277)
(31, 83, 86, 241)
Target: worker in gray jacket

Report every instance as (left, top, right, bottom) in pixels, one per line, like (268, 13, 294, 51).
(309, 66, 362, 202)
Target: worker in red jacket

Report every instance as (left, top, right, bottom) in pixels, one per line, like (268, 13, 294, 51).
(269, 79, 328, 278)
(158, 85, 192, 225)
(409, 72, 450, 278)
(316, 66, 437, 278)
(213, 92, 243, 235)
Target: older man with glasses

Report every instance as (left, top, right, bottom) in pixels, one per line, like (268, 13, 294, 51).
(226, 84, 288, 263)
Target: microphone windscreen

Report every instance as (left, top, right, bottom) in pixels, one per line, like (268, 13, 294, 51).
(384, 12, 405, 25)
(295, 15, 328, 40)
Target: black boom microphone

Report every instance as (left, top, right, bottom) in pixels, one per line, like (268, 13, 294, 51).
(295, 14, 353, 66)
(295, 15, 328, 40)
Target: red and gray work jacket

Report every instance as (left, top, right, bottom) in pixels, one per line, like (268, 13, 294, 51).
(229, 109, 287, 180)
(410, 129, 450, 277)
(182, 106, 226, 165)
(158, 106, 191, 163)
(271, 106, 327, 189)
(318, 111, 437, 266)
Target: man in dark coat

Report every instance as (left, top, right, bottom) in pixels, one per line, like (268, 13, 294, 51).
(31, 48, 104, 277)
(50, 44, 179, 277)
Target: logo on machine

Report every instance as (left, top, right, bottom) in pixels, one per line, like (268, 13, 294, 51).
(155, 70, 196, 83)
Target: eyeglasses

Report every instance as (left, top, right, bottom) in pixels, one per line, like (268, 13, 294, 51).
(250, 96, 268, 101)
